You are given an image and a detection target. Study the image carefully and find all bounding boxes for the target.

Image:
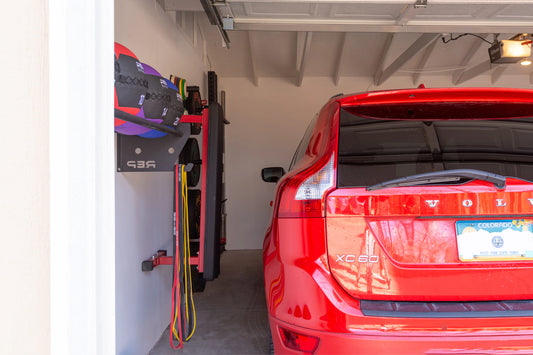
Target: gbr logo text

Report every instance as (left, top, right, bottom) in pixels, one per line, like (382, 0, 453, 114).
(126, 160, 156, 169)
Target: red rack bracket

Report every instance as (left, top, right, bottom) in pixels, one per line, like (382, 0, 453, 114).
(180, 114, 202, 124)
(142, 250, 173, 271)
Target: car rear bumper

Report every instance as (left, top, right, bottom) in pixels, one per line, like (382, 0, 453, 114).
(269, 315, 533, 355)
(266, 218, 533, 353)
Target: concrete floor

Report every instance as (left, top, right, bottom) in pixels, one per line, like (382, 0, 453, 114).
(149, 250, 270, 354)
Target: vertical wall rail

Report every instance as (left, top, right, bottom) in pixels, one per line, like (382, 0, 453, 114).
(198, 109, 209, 273)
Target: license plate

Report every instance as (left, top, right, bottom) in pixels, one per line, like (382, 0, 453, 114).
(456, 219, 533, 261)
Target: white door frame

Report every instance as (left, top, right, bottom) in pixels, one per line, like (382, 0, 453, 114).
(49, 0, 115, 353)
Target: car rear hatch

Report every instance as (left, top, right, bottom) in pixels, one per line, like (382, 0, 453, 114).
(326, 88, 533, 302)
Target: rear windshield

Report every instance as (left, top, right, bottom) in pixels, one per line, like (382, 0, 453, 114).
(338, 108, 533, 187)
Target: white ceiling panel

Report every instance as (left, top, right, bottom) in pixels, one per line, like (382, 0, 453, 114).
(225, 1, 533, 32)
(244, 3, 318, 16)
(493, 5, 533, 19)
(325, 3, 405, 19)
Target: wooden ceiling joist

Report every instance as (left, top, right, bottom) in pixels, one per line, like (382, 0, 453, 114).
(451, 34, 489, 85)
(296, 32, 306, 72)
(247, 31, 259, 86)
(454, 60, 492, 85)
(412, 38, 438, 85)
(491, 66, 507, 84)
(333, 32, 348, 86)
(375, 33, 438, 86)
(374, 33, 395, 86)
(296, 32, 313, 87)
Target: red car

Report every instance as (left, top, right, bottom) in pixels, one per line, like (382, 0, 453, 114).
(262, 87, 533, 354)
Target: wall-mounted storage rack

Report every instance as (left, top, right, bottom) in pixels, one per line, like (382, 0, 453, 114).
(140, 108, 209, 272)
(116, 70, 226, 349)
(116, 101, 226, 277)
(140, 105, 226, 279)
(139, 105, 226, 349)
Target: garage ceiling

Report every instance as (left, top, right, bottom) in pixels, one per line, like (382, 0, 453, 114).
(160, 0, 533, 86)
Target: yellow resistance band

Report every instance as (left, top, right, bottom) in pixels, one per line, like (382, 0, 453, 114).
(172, 165, 197, 342)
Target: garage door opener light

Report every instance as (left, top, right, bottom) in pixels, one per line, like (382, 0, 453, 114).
(489, 38, 532, 64)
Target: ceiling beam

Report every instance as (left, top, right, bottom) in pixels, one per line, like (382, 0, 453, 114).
(247, 31, 259, 86)
(296, 32, 313, 87)
(333, 32, 348, 86)
(412, 38, 438, 85)
(201, 29, 210, 68)
(491, 65, 507, 84)
(193, 12, 198, 47)
(376, 33, 438, 86)
(232, 18, 533, 33)
(452, 34, 489, 85)
(374, 33, 395, 86)
(296, 1, 318, 73)
(454, 60, 492, 85)
(176, 11, 186, 31)
(296, 32, 306, 72)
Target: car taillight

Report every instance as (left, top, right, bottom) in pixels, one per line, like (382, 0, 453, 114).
(278, 155, 335, 218)
(279, 327, 320, 354)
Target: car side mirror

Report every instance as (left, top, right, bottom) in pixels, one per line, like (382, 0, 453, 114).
(262, 167, 285, 183)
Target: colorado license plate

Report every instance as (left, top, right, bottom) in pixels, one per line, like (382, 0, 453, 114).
(456, 219, 533, 261)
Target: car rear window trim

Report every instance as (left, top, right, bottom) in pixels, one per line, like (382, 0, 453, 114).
(361, 299, 533, 318)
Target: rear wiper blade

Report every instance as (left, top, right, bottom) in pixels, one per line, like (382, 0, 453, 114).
(366, 169, 506, 191)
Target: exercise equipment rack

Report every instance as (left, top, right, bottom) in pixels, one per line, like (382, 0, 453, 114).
(141, 109, 209, 275)
(117, 70, 226, 349)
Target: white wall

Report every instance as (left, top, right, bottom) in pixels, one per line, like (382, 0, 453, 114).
(114, 1, 207, 354)
(0, 1, 50, 353)
(220, 75, 533, 250)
